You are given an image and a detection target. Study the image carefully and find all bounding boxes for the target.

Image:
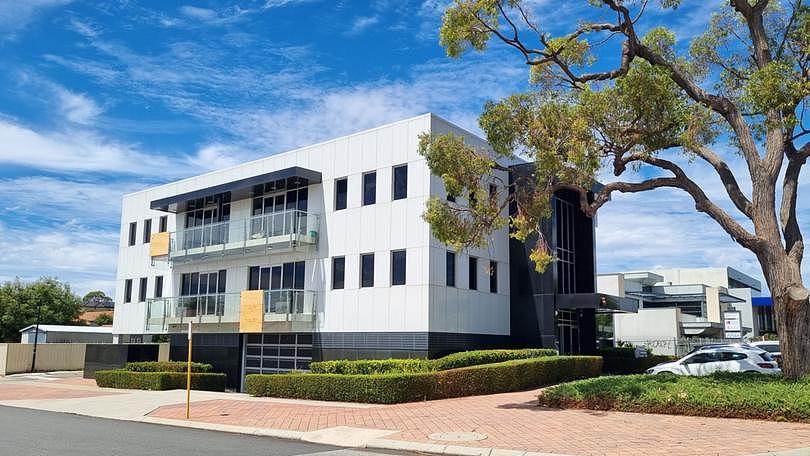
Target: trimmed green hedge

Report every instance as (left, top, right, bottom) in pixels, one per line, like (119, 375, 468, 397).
(538, 372, 809, 422)
(309, 348, 557, 375)
(247, 355, 601, 404)
(124, 361, 213, 373)
(95, 370, 226, 391)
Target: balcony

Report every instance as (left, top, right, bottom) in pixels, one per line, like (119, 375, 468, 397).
(154, 210, 320, 264)
(144, 289, 317, 333)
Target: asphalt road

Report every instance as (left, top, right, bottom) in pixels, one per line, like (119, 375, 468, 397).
(0, 405, 407, 456)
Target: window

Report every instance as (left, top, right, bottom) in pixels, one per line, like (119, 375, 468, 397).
(154, 276, 164, 299)
(138, 277, 147, 302)
(143, 219, 152, 243)
(447, 193, 456, 203)
(362, 172, 376, 205)
(391, 250, 406, 285)
(684, 352, 718, 364)
(334, 178, 348, 211)
(128, 222, 137, 246)
(332, 257, 345, 289)
(393, 165, 407, 200)
(159, 215, 168, 233)
(124, 279, 132, 303)
(446, 251, 456, 287)
(468, 256, 478, 290)
(361, 253, 375, 287)
(489, 261, 498, 293)
(717, 352, 748, 361)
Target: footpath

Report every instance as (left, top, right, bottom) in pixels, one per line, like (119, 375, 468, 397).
(1, 372, 809, 456)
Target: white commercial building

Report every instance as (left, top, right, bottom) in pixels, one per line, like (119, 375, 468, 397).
(113, 114, 603, 388)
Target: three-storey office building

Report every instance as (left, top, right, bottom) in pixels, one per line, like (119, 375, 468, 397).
(113, 114, 603, 389)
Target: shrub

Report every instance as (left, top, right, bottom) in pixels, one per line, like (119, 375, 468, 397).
(538, 372, 810, 423)
(124, 361, 213, 373)
(309, 348, 557, 375)
(247, 355, 601, 404)
(95, 370, 226, 391)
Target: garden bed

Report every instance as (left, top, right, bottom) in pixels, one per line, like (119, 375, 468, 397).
(95, 361, 226, 391)
(538, 372, 809, 422)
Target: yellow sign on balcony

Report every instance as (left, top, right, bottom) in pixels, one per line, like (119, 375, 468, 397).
(150, 231, 170, 257)
(240, 290, 264, 333)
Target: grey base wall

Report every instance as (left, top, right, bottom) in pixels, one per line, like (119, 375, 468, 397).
(83, 344, 165, 379)
(314, 331, 514, 360)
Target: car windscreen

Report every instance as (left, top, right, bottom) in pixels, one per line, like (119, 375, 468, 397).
(759, 344, 780, 353)
(758, 351, 775, 361)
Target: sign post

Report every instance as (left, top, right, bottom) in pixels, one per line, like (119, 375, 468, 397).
(186, 321, 192, 419)
(723, 310, 742, 340)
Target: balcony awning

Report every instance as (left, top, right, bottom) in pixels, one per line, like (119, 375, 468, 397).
(151, 167, 322, 213)
(556, 293, 639, 313)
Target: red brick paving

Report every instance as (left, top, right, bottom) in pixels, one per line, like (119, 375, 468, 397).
(0, 383, 120, 400)
(148, 389, 810, 456)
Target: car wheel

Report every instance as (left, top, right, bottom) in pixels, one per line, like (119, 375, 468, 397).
(657, 371, 675, 376)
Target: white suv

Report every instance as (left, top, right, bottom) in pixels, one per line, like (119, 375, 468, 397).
(646, 346, 781, 376)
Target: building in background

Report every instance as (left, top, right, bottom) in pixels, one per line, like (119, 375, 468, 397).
(112, 114, 606, 389)
(19, 325, 114, 344)
(597, 267, 763, 355)
(752, 296, 777, 334)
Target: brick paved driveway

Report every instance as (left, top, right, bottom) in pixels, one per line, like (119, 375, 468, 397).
(0, 375, 120, 400)
(148, 388, 810, 456)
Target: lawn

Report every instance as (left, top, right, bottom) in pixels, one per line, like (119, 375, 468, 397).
(538, 372, 810, 423)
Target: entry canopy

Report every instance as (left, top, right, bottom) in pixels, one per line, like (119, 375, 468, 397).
(556, 293, 639, 314)
(150, 167, 322, 213)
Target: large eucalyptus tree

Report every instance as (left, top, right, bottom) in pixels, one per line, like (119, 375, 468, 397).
(420, 0, 810, 376)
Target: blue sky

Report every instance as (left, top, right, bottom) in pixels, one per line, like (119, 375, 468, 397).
(0, 0, 806, 296)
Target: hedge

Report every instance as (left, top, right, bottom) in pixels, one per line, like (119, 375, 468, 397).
(538, 372, 810, 423)
(95, 370, 226, 391)
(247, 355, 601, 404)
(124, 361, 213, 373)
(309, 348, 557, 375)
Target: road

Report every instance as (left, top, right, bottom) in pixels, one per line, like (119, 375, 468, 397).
(0, 406, 408, 456)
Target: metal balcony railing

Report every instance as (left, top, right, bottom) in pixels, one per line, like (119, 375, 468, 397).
(144, 289, 317, 333)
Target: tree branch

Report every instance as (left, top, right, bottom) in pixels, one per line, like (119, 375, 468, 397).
(688, 146, 754, 218)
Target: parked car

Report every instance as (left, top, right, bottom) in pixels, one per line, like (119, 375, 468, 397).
(646, 346, 781, 376)
(750, 341, 782, 366)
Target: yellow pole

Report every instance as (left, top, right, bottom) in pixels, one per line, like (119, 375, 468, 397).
(186, 321, 192, 420)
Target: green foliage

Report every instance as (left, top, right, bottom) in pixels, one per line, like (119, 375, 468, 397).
(247, 355, 602, 404)
(82, 291, 110, 305)
(95, 370, 226, 391)
(0, 277, 83, 342)
(92, 313, 113, 326)
(124, 361, 213, 373)
(309, 348, 557, 375)
(539, 373, 810, 423)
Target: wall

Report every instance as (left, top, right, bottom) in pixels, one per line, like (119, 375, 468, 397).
(0, 344, 87, 375)
(613, 308, 682, 355)
(596, 274, 624, 297)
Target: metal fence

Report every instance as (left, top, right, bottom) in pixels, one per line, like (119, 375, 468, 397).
(616, 338, 733, 357)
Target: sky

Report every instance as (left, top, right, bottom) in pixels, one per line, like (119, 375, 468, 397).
(0, 0, 806, 297)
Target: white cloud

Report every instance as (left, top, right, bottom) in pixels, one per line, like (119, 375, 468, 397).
(346, 16, 379, 35)
(0, 0, 70, 35)
(179, 5, 217, 21)
(54, 87, 103, 125)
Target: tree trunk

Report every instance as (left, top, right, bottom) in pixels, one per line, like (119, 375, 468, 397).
(762, 254, 810, 378)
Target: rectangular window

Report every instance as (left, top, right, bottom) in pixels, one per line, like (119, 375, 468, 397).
(391, 250, 406, 286)
(128, 222, 137, 246)
(154, 276, 164, 298)
(362, 172, 376, 206)
(469, 256, 478, 290)
(142, 219, 152, 243)
(248, 266, 260, 290)
(361, 253, 375, 287)
(393, 164, 407, 200)
(124, 279, 132, 303)
(159, 215, 168, 232)
(332, 257, 345, 290)
(446, 251, 456, 287)
(335, 178, 348, 211)
(489, 261, 497, 293)
(138, 277, 147, 302)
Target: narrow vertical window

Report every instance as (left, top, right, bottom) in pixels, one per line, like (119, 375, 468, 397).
(489, 261, 498, 293)
(391, 250, 406, 285)
(128, 222, 137, 246)
(362, 172, 376, 205)
(159, 215, 168, 233)
(124, 279, 132, 303)
(143, 219, 152, 243)
(469, 257, 478, 290)
(361, 253, 375, 287)
(248, 266, 260, 290)
(138, 277, 147, 302)
(335, 178, 347, 210)
(332, 257, 345, 290)
(392, 164, 407, 200)
(447, 192, 456, 203)
(154, 276, 164, 298)
(446, 251, 456, 287)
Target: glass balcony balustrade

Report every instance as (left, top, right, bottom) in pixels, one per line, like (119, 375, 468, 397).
(164, 210, 319, 262)
(144, 289, 317, 333)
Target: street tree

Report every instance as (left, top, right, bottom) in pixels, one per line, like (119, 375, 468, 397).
(0, 278, 83, 342)
(423, 0, 810, 377)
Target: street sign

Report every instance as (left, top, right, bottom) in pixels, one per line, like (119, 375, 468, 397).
(723, 311, 742, 339)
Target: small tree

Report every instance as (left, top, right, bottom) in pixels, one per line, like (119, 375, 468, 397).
(425, 0, 810, 377)
(0, 278, 83, 342)
(92, 313, 114, 326)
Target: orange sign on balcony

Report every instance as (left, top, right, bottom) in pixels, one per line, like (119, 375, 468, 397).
(239, 290, 264, 333)
(150, 231, 170, 257)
